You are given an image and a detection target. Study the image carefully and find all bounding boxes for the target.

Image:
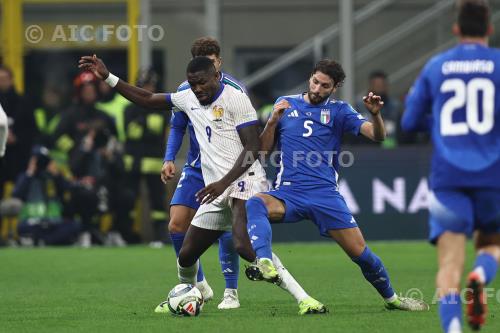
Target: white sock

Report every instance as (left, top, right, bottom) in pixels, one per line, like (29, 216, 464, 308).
(385, 293, 398, 303)
(448, 317, 462, 333)
(177, 259, 199, 285)
(473, 266, 487, 284)
(272, 252, 309, 303)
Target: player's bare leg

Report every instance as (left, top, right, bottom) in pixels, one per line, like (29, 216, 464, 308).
(167, 205, 214, 301)
(466, 232, 500, 330)
(178, 224, 224, 279)
(242, 195, 327, 314)
(154, 225, 222, 314)
(231, 198, 256, 262)
(330, 227, 429, 311)
(168, 205, 196, 234)
(434, 232, 466, 331)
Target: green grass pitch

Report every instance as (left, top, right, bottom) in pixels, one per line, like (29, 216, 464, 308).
(2, 242, 499, 332)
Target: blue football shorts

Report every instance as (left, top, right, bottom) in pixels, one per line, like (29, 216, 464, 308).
(429, 188, 500, 244)
(170, 165, 205, 210)
(264, 185, 358, 237)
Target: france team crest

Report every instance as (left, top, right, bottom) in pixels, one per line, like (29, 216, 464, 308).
(320, 109, 330, 124)
(212, 105, 224, 121)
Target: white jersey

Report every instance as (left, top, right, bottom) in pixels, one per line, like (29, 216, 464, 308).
(170, 84, 266, 186)
(0, 103, 8, 157)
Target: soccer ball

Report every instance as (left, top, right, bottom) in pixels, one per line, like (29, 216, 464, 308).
(166, 283, 204, 316)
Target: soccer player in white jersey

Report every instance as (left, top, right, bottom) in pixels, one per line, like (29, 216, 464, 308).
(79, 55, 327, 315)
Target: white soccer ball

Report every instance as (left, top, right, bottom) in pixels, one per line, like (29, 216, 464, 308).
(167, 283, 204, 316)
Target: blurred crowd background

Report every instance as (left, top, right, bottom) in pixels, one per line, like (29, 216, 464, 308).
(1, 0, 499, 247)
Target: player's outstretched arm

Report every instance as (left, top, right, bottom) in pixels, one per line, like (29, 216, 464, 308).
(260, 99, 289, 153)
(360, 92, 386, 142)
(78, 55, 171, 109)
(196, 124, 261, 204)
(401, 75, 432, 132)
(161, 112, 189, 184)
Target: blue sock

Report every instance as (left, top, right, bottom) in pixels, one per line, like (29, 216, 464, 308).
(170, 232, 205, 283)
(439, 293, 462, 332)
(246, 197, 273, 260)
(473, 252, 498, 285)
(218, 232, 239, 289)
(351, 246, 395, 299)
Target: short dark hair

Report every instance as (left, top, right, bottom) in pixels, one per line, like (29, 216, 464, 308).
(369, 70, 387, 81)
(312, 59, 345, 88)
(457, 0, 490, 37)
(186, 56, 216, 75)
(191, 37, 221, 58)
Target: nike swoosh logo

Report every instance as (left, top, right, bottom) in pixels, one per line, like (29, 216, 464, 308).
(191, 107, 199, 110)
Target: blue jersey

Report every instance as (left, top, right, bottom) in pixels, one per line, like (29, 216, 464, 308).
(403, 43, 500, 189)
(273, 94, 366, 189)
(164, 72, 246, 168)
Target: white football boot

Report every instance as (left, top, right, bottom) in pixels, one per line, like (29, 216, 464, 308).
(217, 289, 240, 309)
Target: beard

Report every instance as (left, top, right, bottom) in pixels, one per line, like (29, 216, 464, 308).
(307, 91, 329, 105)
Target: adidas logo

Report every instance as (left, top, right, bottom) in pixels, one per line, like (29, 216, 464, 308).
(287, 110, 299, 117)
(222, 268, 234, 273)
(185, 302, 195, 315)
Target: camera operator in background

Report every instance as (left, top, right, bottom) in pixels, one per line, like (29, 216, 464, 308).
(123, 69, 170, 246)
(13, 146, 79, 246)
(52, 72, 127, 247)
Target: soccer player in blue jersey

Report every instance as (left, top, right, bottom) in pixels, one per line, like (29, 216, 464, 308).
(159, 37, 244, 310)
(244, 59, 429, 312)
(80, 53, 327, 316)
(402, 1, 500, 331)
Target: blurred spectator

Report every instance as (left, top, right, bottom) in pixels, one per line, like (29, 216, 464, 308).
(34, 85, 64, 146)
(13, 146, 80, 246)
(0, 65, 36, 197)
(52, 72, 130, 247)
(33, 85, 70, 176)
(96, 80, 130, 142)
(123, 69, 169, 245)
(356, 71, 401, 148)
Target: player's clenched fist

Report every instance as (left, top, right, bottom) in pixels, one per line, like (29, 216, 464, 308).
(161, 161, 176, 184)
(78, 54, 110, 80)
(269, 99, 291, 124)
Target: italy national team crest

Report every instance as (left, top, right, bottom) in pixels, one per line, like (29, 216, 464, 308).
(212, 105, 224, 121)
(320, 109, 330, 124)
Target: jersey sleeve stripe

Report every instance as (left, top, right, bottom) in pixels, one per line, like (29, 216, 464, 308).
(236, 119, 259, 130)
(224, 80, 244, 92)
(177, 80, 190, 92)
(165, 93, 172, 107)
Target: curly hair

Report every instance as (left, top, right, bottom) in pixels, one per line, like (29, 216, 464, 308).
(190, 37, 221, 58)
(312, 59, 346, 88)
